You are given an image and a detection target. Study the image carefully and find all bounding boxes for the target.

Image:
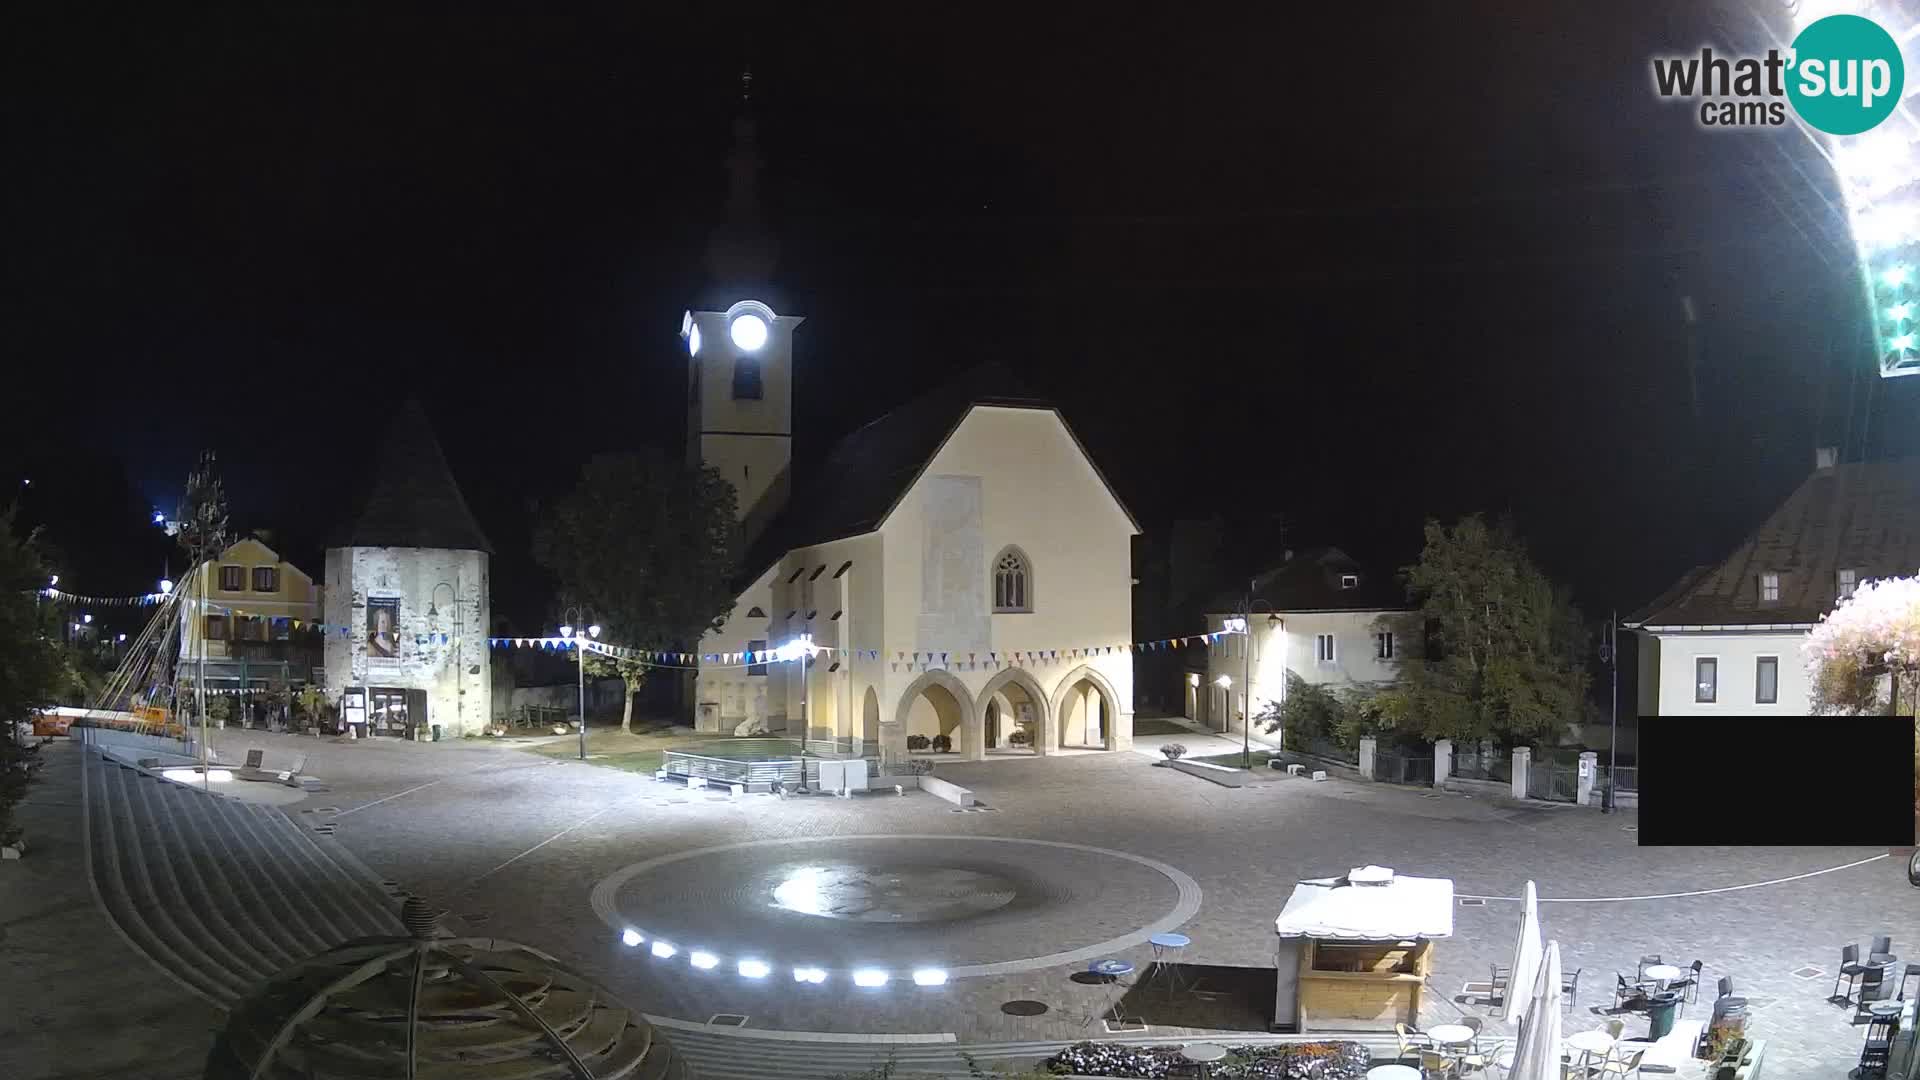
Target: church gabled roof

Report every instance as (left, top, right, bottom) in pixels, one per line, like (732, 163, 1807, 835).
(330, 401, 493, 553)
(734, 361, 1138, 588)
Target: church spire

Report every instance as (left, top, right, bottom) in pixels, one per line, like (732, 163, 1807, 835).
(703, 67, 778, 288)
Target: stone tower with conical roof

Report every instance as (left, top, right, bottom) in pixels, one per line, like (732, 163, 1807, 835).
(322, 401, 492, 739)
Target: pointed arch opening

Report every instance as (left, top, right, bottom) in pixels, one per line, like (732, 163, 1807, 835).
(979, 667, 1047, 755)
(992, 545, 1033, 613)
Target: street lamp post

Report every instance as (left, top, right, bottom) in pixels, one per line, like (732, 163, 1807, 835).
(1225, 592, 1282, 770)
(1602, 610, 1618, 814)
(777, 635, 818, 792)
(558, 608, 600, 761)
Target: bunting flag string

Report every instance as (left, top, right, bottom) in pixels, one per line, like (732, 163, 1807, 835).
(32, 587, 170, 607)
(485, 627, 1239, 673)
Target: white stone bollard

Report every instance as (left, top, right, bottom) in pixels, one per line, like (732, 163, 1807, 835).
(1511, 747, 1531, 801)
(1577, 751, 1597, 806)
(1433, 738, 1453, 788)
(1358, 736, 1377, 781)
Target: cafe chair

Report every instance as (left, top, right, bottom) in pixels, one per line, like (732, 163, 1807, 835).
(1420, 1048, 1459, 1078)
(1491, 962, 1511, 1007)
(1561, 967, 1582, 1011)
(1898, 963, 1920, 1002)
(1872, 935, 1893, 957)
(1605, 1018, 1625, 1040)
(1459, 1038, 1506, 1076)
(1615, 974, 1649, 1012)
(1598, 1046, 1647, 1078)
(1853, 969, 1889, 1022)
(1672, 960, 1704, 1003)
(1397, 1022, 1434, 1064)
(1837, 945, 1871, 1004)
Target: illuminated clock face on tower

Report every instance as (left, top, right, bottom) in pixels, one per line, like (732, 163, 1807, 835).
(730, 313, 768, 351)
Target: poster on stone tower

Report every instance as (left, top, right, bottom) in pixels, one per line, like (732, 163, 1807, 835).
(366, 597, 400, 659)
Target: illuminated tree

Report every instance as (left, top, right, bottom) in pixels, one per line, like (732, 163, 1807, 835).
(1804, 575, 1920, 716)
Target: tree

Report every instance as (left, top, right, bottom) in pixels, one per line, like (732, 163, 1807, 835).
(1371, 516, 1589, 745)
(0, 507, 63, 848)
(533, 452, 740, 733)
(1805, 575, 1920, 715)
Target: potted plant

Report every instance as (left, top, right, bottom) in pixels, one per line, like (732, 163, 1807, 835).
(931, 733, 952, 753)
(907, 733, 930, 751)
(1160, 743, 1188, 761)
(1007, 729, 1031, 748)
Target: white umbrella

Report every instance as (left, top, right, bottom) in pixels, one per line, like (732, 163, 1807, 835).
(1505, 881, 1543, 1024)
(1506, 939, 1564, 1080)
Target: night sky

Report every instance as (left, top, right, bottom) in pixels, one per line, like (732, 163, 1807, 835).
(6, 2, 1918, 636)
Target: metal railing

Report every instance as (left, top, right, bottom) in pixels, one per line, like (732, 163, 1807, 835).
(1450, 744, 1512, 782)
(1527, 760, 1580, 802)
(1599, 764, 1638, 792)
(1373, 749, 1435, 786)
(662, 739, 822, 787)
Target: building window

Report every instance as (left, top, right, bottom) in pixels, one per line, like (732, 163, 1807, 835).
(1340, 574, 1359, 589)
(204, 614, 229, 641)
(732, 355, 763, 399)
(1695, 657, 1717, 703)
(1755, 656, 1778, 704)
(1315, 633, 1336, 665)
(1375, 631, 1394, 660)
(1837, 568, 1858, 601)
(219, 565, 244, 591)
(252, 566, 279, 592)
(993, 547, 1032, 612)
(747, 639, 768, 677)
(1758, 572, 1780, 604)
(271, 617, 291, 641)
(237, 615, 268, 642)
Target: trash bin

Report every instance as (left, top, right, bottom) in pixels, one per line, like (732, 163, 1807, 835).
(1647, 991, 1681, 1039)
(431, 724, 442, 743)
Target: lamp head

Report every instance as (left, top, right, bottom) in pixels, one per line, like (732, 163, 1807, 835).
(1215, 675, 1232, 688)
(559, 624, 574, 639)
(588, 624, 602, 639)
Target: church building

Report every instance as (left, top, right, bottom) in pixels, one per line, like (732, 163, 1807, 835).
(685, 80, 1139, 764)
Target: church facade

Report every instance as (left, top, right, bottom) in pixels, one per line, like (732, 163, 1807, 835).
(683, 80, 1137, 764)
(685, 333, 1139, 763)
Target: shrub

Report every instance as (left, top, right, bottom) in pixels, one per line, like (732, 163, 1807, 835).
(931, 733, 952, 753)
(1160, 743, 1187, 760)
(1006, 729, 1031, 747)
(1041, 1040, 1370, 1079)
(907, 734, 930, 750)
(906, 759, 934, 776)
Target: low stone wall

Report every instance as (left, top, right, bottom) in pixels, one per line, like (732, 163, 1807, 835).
(1443, 775, 1515, 801)
(918, 774, 975, 807)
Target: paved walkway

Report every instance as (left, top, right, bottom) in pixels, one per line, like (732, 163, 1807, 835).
(196, 728, 1910, 1077)
(26, 725, 1917, 1078)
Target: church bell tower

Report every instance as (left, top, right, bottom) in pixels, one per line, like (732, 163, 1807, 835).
(684, 70, 798, 549)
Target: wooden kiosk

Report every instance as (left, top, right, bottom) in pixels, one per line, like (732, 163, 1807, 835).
(1271, 865, 1453, 1033)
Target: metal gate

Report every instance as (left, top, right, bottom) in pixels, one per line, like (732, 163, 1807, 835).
(1527, 760, 1579, 802)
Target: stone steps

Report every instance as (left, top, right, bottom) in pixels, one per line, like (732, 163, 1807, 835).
(81, 745, 406, 1012)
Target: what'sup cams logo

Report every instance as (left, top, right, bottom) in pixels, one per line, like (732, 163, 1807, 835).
(1652, 13, 1904, 133)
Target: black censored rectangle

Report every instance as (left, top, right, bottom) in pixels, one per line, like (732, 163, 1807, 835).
(1636, 716, 1916, 847)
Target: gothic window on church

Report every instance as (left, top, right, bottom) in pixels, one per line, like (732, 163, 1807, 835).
(993, 547, 1032, 613)
(732, 355, 763, 400)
